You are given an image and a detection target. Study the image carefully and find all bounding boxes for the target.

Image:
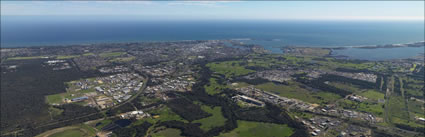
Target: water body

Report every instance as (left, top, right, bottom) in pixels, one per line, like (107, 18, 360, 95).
(331, 47, 424, 61)
(1, 16, 424, 60)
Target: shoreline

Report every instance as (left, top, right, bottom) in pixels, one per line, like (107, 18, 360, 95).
(2, 39, 424, 61)
(328, 41, 425, 50)
(1, 39, 424, 49)
(279, 42, 424, 61)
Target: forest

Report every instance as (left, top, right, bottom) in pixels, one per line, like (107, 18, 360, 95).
(0, 59, 103, 134)
(148, 62, 309, 137)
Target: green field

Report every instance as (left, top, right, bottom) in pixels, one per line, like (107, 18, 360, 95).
(148, 105, 188, 123)
(384, 92, 423, 128)
(193, 106, 227, 131)
(99, 52, 126, 57)
(255, 82, 341, 104)
(404, 88, 423, 97)
(392, 117, 425, 128)
(207, 61, 255, 78)
(46, 94, 64, 104)
(45, 89, 95, 105)
(56, 55, 80, 59)
(6, 56, 48, 60)
(82, 53, 95, 56)
(357, 102, 385, 117)
(338, 99, 384, 117)
(204, 78, 226, 95)
(45, 80, 98, 105)
(151, 128, 184, 137)
(408, 100, 425, 117)
(360, 90, 385, 101)
(49, 129, 83, 137)
(205, 54, 376, 79)
(387, 95, 409, 122)
(109, 56, 135, 62)
(39, 124, 96, 137)
(217, 121, 293, 137)
(410, 64, 417, 72)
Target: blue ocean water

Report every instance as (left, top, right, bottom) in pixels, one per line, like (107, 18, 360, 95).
(1, 16, 424, 60)
(331, 47, 424, 61)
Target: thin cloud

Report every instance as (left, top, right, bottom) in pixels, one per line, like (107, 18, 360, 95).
(166, 1, 239, 7)
(1, 1, 422, 21)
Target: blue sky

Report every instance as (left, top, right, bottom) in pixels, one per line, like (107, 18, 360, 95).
(1, 1, 424, 21)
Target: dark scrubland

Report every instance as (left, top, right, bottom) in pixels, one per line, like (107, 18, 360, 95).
(150, 62, 308, 137)
(166, 98, 212, 122)
(0, 59, 103, 134)
(106, 61, 308, 137)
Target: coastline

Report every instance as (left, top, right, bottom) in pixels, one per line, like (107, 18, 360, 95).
(279, 41, 424, 61)
(2, 39, 424, 61)
(328, 41, 425, 50)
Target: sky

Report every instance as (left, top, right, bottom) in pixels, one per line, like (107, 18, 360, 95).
(1, 1, 424, 21)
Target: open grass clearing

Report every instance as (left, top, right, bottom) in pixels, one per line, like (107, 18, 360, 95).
(6, 56, 48, 61)
(193, 106, 226, 131)
(205, 78, 227, 95)
(109, 56, 135, 63)
(46, 94, 64, 104)
(360, 90, 385, 101)
(148, 105, 188, 123)
(217, 120, 293, 137)
(99, 52, 126, 57)
(56, 55, 80, 59)
(206, 61, 254, 78)
(255, 82, 341, 104)
(338, 99, 384, 117)
(36, 124, 96, 137)
(387, 95, 410, 124)
(151, 128, 184, 137)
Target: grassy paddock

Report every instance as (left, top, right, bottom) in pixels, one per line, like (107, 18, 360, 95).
(7, 56, 48, 60)
(338, 99, 384, 117)
(148, 105, 188, 123)
(204, 78, 226, 95)
(151, 128, 183, 137)
(218, 120, 293, 137)
(255, 82, 341, 104)
(206, 61, 254, 78)
(360, 90, 385, 101)
(109, 56, 135, 62)
(193, 106, 226, 131)
(99, 52, 126, 57)
(36, 124, 96, 137)
(56, 55, 80, 59)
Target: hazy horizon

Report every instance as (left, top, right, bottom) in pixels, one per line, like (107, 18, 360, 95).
(1, 1, 424, 21)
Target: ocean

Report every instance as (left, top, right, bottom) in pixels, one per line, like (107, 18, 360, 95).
(1, 16, 424, 60)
